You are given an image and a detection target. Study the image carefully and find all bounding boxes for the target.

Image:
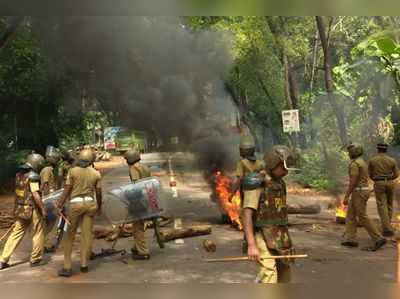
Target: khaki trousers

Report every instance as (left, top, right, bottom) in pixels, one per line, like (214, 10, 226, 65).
(63, 200, 97, 269)
(374, 181, 395, 232)
(132, 220, 149, 255)
(344, 190, 382, 243)
(254, 232, 291, 283)
(1, 208, 45, 263)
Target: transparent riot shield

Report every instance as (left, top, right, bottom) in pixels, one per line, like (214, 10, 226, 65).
(42, 189, 64, 233)
(103, 177, 165, 225)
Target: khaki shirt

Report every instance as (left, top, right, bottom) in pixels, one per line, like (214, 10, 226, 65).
(349, 157, 369, 187)
(235, 159, 264, 178)
(66, 166, 101, 199)
(129, 163, 151, 182)
(243, 188, 263, 210)
(40, 166, 57, 193)
(368, 153, 399, 180)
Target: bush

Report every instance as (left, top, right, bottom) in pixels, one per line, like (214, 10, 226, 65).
(0, 150, 30, 192)
(290, 147, 347, 192)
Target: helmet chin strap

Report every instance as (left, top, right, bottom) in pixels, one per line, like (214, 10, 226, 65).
(283, 159, 300, 172)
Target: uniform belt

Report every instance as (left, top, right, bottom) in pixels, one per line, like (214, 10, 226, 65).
(70, 196, 94, 203)
(373, 177, 393, 182)
(17, 203, 33, 207)
(354, 187, 369, 191)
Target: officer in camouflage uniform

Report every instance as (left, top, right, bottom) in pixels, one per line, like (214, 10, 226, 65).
(341, 143, 386, 251)
(0, 153, 47, 270)
(368, 142, 399, 237)
(57, 149, 102, 277)
(242, 145, 295, 283)
(231, 134, 265, 252)
(124, 149, 152, 260)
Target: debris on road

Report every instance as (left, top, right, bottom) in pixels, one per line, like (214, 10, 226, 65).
(202, 240, 216, 252)
(287, 204, 321, 215)
(160, 225, 212, 242)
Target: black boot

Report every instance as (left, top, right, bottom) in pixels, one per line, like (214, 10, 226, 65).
(383, 231, 394, 237)
(131, 249, 150, 260)
(341, 241, 359, 248)
(0, 262, 10, 270)
(80, 266, 89, 273)
(362, 239, 387, 251)
(58, 268, 72, 277)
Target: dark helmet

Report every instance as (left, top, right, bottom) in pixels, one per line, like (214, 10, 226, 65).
(124, 149, 140, 165)
(23, 153, 45, 173)
(61, 150, 75, 163)
(239, 134, 256, 159)
(347, 143, 363, 159)
(264, 145, 296, 171)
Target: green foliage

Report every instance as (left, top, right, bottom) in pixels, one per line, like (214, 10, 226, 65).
(291, 148, 347, 192)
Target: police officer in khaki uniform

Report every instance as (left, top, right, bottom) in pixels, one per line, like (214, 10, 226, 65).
(40, 147, 60, 196)
(341, 143, 386, 251)
(231, 135, 265, 252)
(56, 149, 102, 277)
(58, 150, 75, 189)
(242, 145, 296, 283)
(124, 149, 152, 260)
(41, 148, 62, 252)
(368, 142, 399, 237)
(0, 153, 47, 270)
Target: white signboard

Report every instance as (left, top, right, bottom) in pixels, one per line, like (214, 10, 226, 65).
(282, 110, 300, 133)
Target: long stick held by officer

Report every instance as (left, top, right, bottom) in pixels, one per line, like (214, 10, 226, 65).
(242, 145, 297, 283)
(56, 148, 102, 277)
(0, 153, 47, 270)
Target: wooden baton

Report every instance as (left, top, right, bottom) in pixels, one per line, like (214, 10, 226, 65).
(204, 254, 308, 263)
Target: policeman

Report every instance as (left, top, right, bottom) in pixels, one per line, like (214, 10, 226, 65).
(57, 150, 75, 189)
(341, 143, 386, 251)
(368, 142, 399, 236)
(124, 149, 152, 260)
(242, 145, 295, 283)
(231, 134, 264, 252)
(56, 149, 102, 277)
(0, 153, 47, 269)
(40, 147, 60, 196)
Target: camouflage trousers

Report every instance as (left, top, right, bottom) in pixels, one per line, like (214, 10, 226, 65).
(254, 232, 291, 283)
(1, 208, 45, 263)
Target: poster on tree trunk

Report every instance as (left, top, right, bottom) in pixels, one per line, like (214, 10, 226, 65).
(282, 110, 300, 133)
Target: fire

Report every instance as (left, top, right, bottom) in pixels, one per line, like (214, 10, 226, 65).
(214, 171, 242, 230)
(335, 204, 347, 224)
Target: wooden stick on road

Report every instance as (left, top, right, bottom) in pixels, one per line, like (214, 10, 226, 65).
(204, 254, 308, 263)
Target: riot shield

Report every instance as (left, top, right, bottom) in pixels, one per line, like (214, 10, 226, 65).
(42, 189, 64, 233)
(103, 177, 165, 224)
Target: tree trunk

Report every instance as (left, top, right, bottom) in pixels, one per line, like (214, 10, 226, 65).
(316, 16, 348, 146)
(0, 17, 24, 50)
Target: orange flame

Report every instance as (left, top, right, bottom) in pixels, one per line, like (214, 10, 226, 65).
(214, 171, 242, 230)
(335, 205, 347, 219)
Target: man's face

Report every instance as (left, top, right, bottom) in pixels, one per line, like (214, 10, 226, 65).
(272, 162, 288, 178)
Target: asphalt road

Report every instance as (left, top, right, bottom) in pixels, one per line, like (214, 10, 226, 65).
(0, 153, 398, 283)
